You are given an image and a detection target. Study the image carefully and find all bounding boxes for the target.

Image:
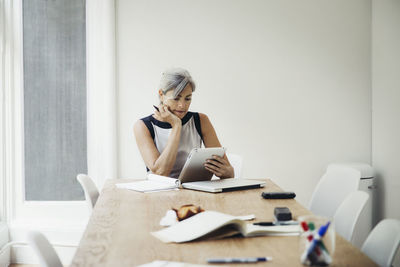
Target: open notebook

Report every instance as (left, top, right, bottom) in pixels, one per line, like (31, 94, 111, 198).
(116, 174, 265, 193)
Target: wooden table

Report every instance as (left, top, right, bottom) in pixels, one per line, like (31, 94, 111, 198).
(71, 179, 377, 267)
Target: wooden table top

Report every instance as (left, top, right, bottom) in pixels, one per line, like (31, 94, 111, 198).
(71, 179, 377, 267)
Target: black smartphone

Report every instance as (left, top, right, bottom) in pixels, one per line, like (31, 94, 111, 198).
(261, 192, 296, 199)
(153, 105, 159, 111)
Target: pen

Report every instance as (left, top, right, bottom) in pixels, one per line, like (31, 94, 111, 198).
(253, 221, 299, 226)
(207, 257, 272, 264)
(253, 222, 274, 226)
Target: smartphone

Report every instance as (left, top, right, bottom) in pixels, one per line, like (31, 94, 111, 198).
(261, 192, 296, 199)
(153, 105, 159, 111)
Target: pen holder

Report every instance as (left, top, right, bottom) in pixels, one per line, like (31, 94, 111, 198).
(298, 215, 335, 266)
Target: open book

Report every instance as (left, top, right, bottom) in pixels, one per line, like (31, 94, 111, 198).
(116, 174, 179, 193)
(152, 211, 300, 243)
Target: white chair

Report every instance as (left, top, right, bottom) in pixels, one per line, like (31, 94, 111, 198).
(227, 153, 243, 178)
(26, 231, 63, 267)
(77, 174, 99, 211)
(333, 191, 369, 244)
(309, 166, 361, 218)
(361, 219, 400, 267)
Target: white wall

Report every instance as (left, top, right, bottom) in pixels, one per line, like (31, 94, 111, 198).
(372, 0, 400, 221)
(116, 0, 372, 206)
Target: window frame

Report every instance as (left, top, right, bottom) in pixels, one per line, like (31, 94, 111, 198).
(1, 0, 117, 261)
(4, 0, 89, 227)
(1, 0, 9, 222)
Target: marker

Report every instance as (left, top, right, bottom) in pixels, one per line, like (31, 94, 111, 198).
(305, 221, 329, 253)
(207, 257, 272, 264)
(300, 220, 332, 265)
(300, 221, 309, 231)
(308, 222, 315, 231)
(300, 221, 331, 263)
(300, 221, 313, 242)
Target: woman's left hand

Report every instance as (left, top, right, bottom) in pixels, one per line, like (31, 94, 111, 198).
(204, 155, 234, 179)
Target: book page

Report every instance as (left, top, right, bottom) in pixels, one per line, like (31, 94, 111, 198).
(244, 224, 301, 237)
(199, 224, 242, 240)
(151, 211, 245, 243)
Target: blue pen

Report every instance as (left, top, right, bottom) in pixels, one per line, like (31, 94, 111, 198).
(300, 221, 331, 264)
(207, 256, 273, 264)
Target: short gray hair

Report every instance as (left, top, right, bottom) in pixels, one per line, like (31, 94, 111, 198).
(159, 68, 196, 98)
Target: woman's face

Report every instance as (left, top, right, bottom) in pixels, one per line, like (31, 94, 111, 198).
(160, 84, 193, 119)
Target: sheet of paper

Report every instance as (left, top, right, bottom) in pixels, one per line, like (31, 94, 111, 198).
(116, 174, 179, 192)
(148, 174, 180, 186)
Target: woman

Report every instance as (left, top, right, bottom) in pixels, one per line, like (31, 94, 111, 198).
(134, 68, 234, 179)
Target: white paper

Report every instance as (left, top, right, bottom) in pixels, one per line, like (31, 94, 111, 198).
(160, 210, 179, 226)
(116, 174, 179, 192)
(147, 174, 180, 186)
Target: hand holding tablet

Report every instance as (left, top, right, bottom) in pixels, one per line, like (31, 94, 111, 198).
(178, 147, 226, 183)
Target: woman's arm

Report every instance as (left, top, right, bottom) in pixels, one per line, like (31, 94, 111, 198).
(133, 106, 182, 176)
(199, 113, 234, 178)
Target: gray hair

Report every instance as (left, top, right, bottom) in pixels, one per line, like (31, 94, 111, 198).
(159, 68, 196, 98)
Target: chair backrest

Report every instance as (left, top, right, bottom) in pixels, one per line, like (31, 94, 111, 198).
(26, 231, 63, 267)
(309, 166, 361, 218)
(361, 219, 400, 267)
(333, 191, 369, 244)
(77, 174, 99, 211)
(226, 153, 242, 178)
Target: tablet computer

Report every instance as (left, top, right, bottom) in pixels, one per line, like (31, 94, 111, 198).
(178, 147, 226, 184)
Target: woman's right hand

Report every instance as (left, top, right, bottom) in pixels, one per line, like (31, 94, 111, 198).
(154, 105, 181, 127)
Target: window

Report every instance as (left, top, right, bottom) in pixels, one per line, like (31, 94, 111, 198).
(3, 0, 115, 228)
(1, 1, 115, 261)
(23, 0, 87, 201)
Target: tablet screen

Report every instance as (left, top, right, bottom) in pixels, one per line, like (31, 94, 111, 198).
(178, 147, 226, 184)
